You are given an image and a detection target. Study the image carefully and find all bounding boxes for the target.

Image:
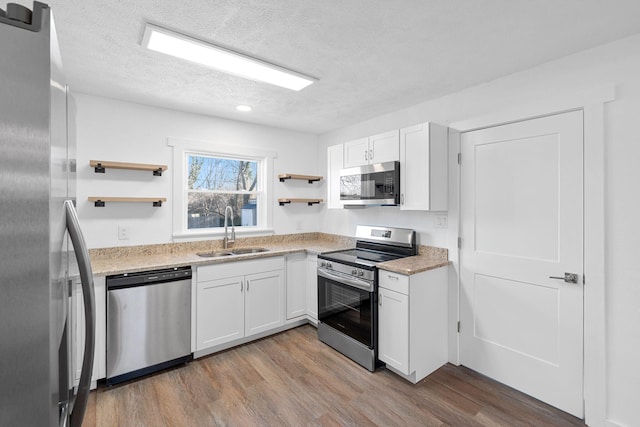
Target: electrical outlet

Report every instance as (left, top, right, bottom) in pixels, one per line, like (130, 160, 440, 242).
(435, 215, 448, 229)
(118, 225, 130, 240)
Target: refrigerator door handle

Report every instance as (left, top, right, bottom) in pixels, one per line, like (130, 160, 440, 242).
(65, 200, 95, 427)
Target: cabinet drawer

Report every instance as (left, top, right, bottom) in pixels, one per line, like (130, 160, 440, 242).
(379, 270, 409, 295)
(198, 256, 284, 282)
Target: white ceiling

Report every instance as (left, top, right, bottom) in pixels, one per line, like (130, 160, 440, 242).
(13, 0, 640, 133)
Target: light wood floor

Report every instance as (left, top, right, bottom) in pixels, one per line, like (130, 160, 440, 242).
(83, 325, 585, 426)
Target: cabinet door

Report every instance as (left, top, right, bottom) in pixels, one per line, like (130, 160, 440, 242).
(327, 144, 344, 209)
(369, 129, 399, 164)
(343, 137, 369, 168)
(305, 255, 318, 320)
(400, 123, 431, 210)
(400, 122, 448, 211)
(196, 276, 244, 350)
(245, 270, 285, 336)
(378, 287, 410, 375)
(286, 254, 307, 319)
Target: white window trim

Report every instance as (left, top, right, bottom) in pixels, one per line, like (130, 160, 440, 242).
(168, 137, 276, 240)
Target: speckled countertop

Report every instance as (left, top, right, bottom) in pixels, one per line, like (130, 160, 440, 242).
(89, 232, 448, 277)
(376, 256, 450, 275)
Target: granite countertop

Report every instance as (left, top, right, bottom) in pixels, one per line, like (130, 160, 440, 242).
(376, 255, 450, 275)
(89, 232, 448, 277)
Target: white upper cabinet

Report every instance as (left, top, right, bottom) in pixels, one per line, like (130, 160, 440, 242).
(369, 130, 400, 164)
(343, 130, 399, 168)
(399, 122, 448, 211)
(343, 137, 369, 168)
(327, 144, 344, 209)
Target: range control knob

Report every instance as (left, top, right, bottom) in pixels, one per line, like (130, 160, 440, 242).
(327, 262, 333, 269)
(358, 270, 365, 277)
(351, 269, 358, 275)
(320, 261, 326, 267)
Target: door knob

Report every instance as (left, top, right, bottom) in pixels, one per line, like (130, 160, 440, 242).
(549, 273, 579, 284)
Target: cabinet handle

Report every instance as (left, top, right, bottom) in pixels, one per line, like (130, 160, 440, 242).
(388, 274, 399, 280)
(364, 150, 368, 161)
(369, 148, 373, 160)
(401, 193, 404, 205)
(240, 280, 243, 292)
(247, 280, 250, 291)
(379, 293, 382, 306)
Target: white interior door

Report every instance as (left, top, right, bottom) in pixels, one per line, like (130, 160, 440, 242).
(460, 110, 584, 417)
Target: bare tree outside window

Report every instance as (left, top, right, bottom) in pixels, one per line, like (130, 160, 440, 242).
(187, 154, 258, 229)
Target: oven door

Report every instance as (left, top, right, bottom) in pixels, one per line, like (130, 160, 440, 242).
(317, 269, 375, 348)
(339, 161, 400, 206)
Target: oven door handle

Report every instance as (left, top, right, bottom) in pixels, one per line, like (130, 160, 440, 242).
(317, 268, 373, 292)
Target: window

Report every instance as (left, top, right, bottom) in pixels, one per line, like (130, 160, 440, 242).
(169, 138, 275, 239)
(187, 154, 258, 229)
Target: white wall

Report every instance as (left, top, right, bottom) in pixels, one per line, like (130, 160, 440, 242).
(74, 93, 320, 249)
(318, 33, 640, 427)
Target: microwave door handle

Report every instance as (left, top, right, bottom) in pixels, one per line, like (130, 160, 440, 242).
(65, 200, 95, 427)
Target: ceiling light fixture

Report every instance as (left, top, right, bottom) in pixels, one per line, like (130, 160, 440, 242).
(141, 23, 317, 91)
(236, 105, 252, 112)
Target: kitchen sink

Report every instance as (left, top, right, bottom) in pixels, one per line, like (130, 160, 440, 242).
(196, 247, 269, 257)
(196, 251, 234, 258)
(229, 247, 270, 255)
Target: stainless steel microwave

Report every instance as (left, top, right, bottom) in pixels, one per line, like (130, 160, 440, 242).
(339, 161, 400, 206)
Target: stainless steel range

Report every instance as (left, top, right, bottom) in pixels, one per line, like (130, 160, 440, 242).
(317, 225, 417, 371)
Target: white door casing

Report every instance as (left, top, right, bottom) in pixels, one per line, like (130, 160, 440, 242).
(459, 110, 584, 417)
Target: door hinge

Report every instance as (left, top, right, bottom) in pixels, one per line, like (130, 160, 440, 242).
(457, 152, 462, 165)
(457, 321, 461, 333)
(457, 237, 462, 249)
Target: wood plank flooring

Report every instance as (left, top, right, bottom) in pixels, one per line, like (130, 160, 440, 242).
(83, 325, 585, 426)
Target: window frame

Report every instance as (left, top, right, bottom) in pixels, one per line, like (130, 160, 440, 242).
(169, 138, 275, 240)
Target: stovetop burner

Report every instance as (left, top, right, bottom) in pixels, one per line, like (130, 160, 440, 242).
(318, 225, 418, 270)
(318, 248, 403, 269)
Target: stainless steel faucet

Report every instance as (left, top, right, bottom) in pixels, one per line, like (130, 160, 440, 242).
(223, 205, 236, 249)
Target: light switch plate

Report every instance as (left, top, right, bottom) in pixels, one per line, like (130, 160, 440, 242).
(435, 215, 448, 229)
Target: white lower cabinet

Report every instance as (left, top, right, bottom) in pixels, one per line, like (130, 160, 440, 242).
(285, 253, 307, 319)
(196, 257, 285, 352)
(196, 276, 245, 349)
(244, 270, 285, 336)
(378, 267, 448, 383)
(378, 287, 410, 372)
(305, 254, 318, 321)
(72, 275, 106, 386)
(285, 252, 318, 322)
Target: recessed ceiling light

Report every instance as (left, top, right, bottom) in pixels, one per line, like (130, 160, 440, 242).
(141, 23, 317, 91)
(236, 105, 252, 112)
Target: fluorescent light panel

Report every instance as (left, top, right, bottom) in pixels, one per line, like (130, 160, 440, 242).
(141, 24, 316, 91)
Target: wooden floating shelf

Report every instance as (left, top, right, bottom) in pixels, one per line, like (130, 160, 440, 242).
(88, 197, 167, 207)
(90, 160, 168, 176)
(278, 198, 323, 206)
(278, 173, 323, 184)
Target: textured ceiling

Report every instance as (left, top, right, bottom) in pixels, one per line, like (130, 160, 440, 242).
(10, 0, 640, 133)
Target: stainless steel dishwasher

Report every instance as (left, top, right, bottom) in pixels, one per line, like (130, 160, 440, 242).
(106, 266, 192, 385)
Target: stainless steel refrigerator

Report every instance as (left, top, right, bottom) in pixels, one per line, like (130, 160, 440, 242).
(0, 2, 95, 426)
